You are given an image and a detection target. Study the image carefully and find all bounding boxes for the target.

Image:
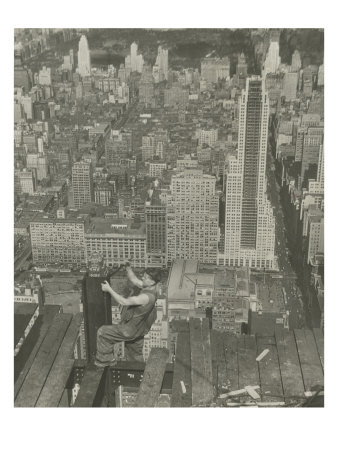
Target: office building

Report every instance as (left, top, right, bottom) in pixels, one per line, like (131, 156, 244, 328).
(78, 35, 91, 77)
(201, 57, 230, 84)
(85, 218, 147, 268)
(94, 182, 115, 206)
(164, 86, 189, 107)
(130, 42, 138, 72)
(30, 210, 88, 265)
(145, 191, 167, 268)
(167, 170, 219, 265)
(196, 128, 218, 147)
(38, 66, 51, 85)
(223, 77, 275, 269)
(283, 72, 298, 101)
(263, 40, 281, 76)
(72, 161, 94, 209)
(317, 64, 324, 86)
(291, 49, 302, 71)
(155, 45, 168, 81)
(213, 267, 250, 334)
(306, 210, 324, 264)
(19, 169, 36, 194)
(139, 66, 155, 106)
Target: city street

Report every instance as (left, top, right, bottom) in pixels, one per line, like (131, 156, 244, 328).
(266, 140, 305, 329)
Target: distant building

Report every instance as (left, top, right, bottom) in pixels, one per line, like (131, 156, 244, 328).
(148, 162, 167, 178)
(291, 49, 302, 71)
(164, 86, 189, 107)
(155, 45, 168, 81)
(38, 66, 51, 85)
(145, 190, 167, 268)
(139, 66, 155, 106)
(85, 218, 147, 268)
(196, 128, 218, 146)
(201, 57, 230, 84)
(223, 77, 275, 269)
(283, 72, 298, 101)
(19, 169, 36, 194)
(167, 170, 219, 265)
(317, 64, 324, 86)
(30, 210, 88, 265)
(78, 35, 91, 77)
(263, 40, 281, 77)
(94, 182, 115, 206)
(72, 161, 94, 209)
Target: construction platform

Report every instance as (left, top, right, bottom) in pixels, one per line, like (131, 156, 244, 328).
(14, 310, 324, 407)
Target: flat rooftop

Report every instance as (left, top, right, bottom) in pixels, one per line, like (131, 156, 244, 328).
(86, 218, 146, 237)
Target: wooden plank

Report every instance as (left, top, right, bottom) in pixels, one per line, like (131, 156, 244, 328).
(237, 335, 260, 402)
(256, 335, 284, 402)
(275, 329, 305, 398)
(223, 334, 239, 392)
(73, 366, 106, 407)
(171, 331, 192, 407)
(15, 313, 72, 407)
(189, 318, 214, 406)
(201, 318, 214, 403)
(36, 314, 82, 407)
(312, 328, 324, 371)
(211, 330, 227, 395)
(294, 329, 324, 391)
(135, 348, 169, 407)
(58, 389, 70, 407)
(14, 305, 60, 398)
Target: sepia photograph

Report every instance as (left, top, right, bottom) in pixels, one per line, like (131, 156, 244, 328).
(12, 26, 325, 410)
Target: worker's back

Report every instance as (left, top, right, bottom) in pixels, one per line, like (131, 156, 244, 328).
(120, 285, 157, 337)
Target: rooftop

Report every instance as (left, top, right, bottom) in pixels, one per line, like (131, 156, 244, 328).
(85, 217, 146, 236)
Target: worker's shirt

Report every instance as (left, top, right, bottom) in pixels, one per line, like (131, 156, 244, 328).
(120, 287, 157, 337)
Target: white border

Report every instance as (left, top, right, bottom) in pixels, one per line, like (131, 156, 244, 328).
(2, 1, 335, 449)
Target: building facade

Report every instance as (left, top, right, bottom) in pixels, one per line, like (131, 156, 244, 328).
(72, 161, 94, 209)
(223, 77, 275, 269)
(167, 170, 219, 264)
(30, 212, 87, 265)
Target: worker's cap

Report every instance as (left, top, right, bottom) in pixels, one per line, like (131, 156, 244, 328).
(144, 268, 161, 284)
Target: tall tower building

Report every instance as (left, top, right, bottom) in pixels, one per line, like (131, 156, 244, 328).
(130, 42, 138, 72)
(72, 161, 94, 209)
(156, 45, 169, 81)
(167, 170, 219, 264)
(78, 35, 91, 77)
(263, 41, 281, 77)
(145, 191, 167, 268)
(223, 77, 275, 269)
(291, 49, 302, 72)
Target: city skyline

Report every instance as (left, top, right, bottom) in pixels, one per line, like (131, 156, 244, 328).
(13, 27, 324, 410)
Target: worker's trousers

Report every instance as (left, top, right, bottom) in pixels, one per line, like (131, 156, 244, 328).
(96, 323, 144, 362)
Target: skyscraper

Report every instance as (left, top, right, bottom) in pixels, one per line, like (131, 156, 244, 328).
(145, 190, 167, 268)
(130, 42, 138, 72)
(263, 41, 281, 77)
(167, 169, 219, 264)
(72, 161, 94, 209)
(291, 49, 302, 72)
(223, 77, 275, 269)
(155, 45, 168, 81)
(78, 35, 91, 77)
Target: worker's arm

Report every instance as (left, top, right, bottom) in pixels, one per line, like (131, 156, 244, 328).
(125, 265, 143, 288)
(101, 281, 149, 306)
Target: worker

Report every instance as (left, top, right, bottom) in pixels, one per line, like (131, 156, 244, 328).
(95, 264, 161, 367)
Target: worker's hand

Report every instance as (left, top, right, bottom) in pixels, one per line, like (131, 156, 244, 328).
(101, 280, 111, 293)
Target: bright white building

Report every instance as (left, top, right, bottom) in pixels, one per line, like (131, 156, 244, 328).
(78, 35, 91, 77)
(223, 77, 275, 269)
